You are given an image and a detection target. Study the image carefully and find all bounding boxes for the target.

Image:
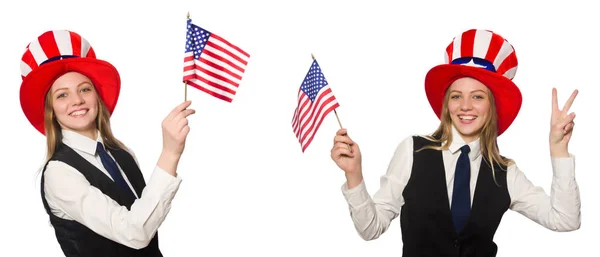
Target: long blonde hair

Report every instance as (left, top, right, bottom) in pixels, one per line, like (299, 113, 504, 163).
(43, 84, 125, 165)
(420, 84, 513, 185)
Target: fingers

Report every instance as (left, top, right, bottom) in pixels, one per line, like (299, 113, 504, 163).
(336, 128, 348, 136)
(177, 116, 190, 132)
(331, 144, 354, 158)
(564, 121, 574, 134)
(333, 128, 355, 153)
(552, 88, 558, 113)
(334, 128, 354, 142)
(557, 112, 576, 128)
(175, 108, 196, 120)
(561, 89, 578, 114)
(162, 101, 195, 140)
(168, 104, 195, 123)
(168, 101, 193, 120)
(180, 124, 191, 138)
(334, 134, 354, 145)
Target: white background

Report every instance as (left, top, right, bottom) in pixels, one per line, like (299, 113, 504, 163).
(1, 0, 598, 256)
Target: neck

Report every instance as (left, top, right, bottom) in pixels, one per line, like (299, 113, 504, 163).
(63, 127, 98, 141)
(461, 135, 477, 144)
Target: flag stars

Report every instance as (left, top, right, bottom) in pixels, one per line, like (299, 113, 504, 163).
(301, 61, 328, 101)
(184, 24, 212, 55)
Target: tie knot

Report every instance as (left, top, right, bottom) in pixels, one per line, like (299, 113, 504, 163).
(460, 144, 471, 154)
(96, 142, 106, 153)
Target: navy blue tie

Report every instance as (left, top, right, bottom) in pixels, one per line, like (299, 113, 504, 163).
(96, 142, 137, 200)
(451, 144, 471, 233)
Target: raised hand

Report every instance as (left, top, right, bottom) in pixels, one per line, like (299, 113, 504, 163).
(162, 100, 195, 155)
(331, 128, 363, 188)
(549, 88, 578, 157)
(158, 100, 196, 176)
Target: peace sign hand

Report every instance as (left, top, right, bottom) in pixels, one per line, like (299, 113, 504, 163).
(549, 88, 578, 157)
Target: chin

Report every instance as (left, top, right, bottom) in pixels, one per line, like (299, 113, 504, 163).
(65, 121, 97, 133)
(453, 122, 484, 139)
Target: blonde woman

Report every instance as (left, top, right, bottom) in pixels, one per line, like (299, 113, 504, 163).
(331, 29, 580, 256)
(19, 30, 194, 256)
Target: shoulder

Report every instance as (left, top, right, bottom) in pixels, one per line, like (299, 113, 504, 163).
(44, 160, 84, 177)
(408, 133, 440, 149)
(393, 134, 435, 154)
(395, 135, 415, 151)
(497, 154, 515, 170)
(115, 143, 140, 166)
(106, 140, 136, 157)
(121, 144, 136, 158)
(503, 157, 518, 173)
(43, 160, 89, 192)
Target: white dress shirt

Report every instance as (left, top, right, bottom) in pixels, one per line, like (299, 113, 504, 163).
(341, 126, 581, 241)
(43, 129, 182, 249)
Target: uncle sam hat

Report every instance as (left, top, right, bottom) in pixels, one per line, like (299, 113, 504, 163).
(20, 30, 121, 135)
(424, 29, 522, 136)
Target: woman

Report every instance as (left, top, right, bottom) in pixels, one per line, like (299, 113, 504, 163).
(19, 30, 194, 256)
(331, 29, 580, 256)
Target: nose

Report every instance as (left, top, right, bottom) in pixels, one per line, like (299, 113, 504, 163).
(71, 92, 85, 106)
(460, 98, 472, 111)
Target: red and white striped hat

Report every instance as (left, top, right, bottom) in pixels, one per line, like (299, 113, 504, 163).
(425, 29, 522, 136)
(19, 30, 120, 135)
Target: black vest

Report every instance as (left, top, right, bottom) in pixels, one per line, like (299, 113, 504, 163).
(41, 143, 162, 257)
(400, 136, 510, 257)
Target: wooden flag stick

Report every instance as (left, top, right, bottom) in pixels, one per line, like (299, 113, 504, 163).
(311, 53, 351, 152)
(184, 11, 190, 102)
(333, 109, 343, 129)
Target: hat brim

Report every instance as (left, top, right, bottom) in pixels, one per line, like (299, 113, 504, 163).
(424, 64, 522, 136)
(20, 58, 120, 135)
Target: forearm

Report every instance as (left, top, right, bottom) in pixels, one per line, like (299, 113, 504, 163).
(549, 143, 569, 158)
(342, 181, 396, 240)
(510, 156, 580, 232)
(345, 171, 363, 190)
(45, 163, 182, 249)
(111, 166, 182, 247)
(157, 150, 181, 177)
(545, 156, 581, 231)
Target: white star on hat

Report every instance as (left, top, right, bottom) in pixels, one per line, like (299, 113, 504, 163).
(462, 59, 487, 68)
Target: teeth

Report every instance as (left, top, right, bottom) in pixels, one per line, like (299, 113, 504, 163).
(71, 110, 87, 116)
(459, 116, 476, 120)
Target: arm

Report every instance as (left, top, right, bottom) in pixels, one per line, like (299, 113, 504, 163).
(124, 146, 180, 180)
(507, 156, 580, 231)
(508, 88, 581, 231)
(43, 100, 196, 248)
(44, 160, 182, 249)
(339, 136, 414, 240)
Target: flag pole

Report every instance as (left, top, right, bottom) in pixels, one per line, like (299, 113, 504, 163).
(184, 11, 190, 102)
(311, 53, 351, 152)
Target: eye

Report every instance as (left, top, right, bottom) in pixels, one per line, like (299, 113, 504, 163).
(81, 87, 92, 92)
(56, 93, 66, 99)
(450, 95, 461, 99)
(473, 94, 485, 99)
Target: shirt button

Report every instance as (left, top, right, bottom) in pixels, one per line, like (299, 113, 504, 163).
(454, 239, 459, 247)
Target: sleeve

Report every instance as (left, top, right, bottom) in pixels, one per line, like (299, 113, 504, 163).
(340, 136, 415, 240)
(43, 159, 182, 249)
(507, 155, 581, 232)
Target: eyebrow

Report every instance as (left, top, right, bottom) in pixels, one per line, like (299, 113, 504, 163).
(52, 81, 93, 94)
(450, 89, 487, 94)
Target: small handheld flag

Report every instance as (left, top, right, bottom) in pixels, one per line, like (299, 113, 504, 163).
(183, 15, 250, 102)
(291, 57, 340, 152)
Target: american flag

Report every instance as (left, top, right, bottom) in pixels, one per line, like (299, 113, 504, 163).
(291, 60, 340, 152)
(183, 19, 250, 102)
